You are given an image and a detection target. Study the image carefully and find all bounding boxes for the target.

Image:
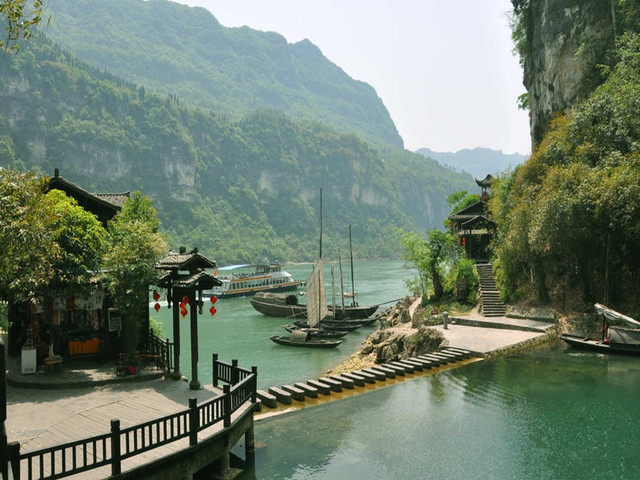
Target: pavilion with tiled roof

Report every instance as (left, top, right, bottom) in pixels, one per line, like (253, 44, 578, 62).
(156, 248, 221, 390)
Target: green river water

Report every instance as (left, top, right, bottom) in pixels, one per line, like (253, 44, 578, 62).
(153, 261, 640, 479)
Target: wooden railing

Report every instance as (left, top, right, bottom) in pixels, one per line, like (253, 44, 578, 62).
(146, 332, 173, 372)
(5, 355, 257, 480)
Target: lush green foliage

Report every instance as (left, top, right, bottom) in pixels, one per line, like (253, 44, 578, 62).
(101, 192, 168, 356)
(0, 0, 43, 51)
(0, 169, 61, 301)
(490, 32, 640, 310)
(0, 33, 475, 264)
(42, 0, 402, 149)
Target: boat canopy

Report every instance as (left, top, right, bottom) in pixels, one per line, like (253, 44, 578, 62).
(595, 303, 640, 328)
(216, 263, 284, 272)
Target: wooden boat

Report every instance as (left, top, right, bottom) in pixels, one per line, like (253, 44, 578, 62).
(269, 334, 342, 349)
(560, 303, 640, 355)
(292, 319, 363, 332)
(282, 324, 349, 339)
(560, 333, 640, 355)
(249, 292, 378, 319)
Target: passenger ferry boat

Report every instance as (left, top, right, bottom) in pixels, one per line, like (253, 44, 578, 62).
(205, 264, 302, 298)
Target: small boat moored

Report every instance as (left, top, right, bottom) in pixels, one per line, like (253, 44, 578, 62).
(270, 330, 342, 349)
(560, 303, 640, 355)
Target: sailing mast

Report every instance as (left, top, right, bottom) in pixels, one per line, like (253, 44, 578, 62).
(349, 224, 356, 307)
(338, 249, 345, 315)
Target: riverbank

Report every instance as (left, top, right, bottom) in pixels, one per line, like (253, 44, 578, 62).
(328, 297, 558, 375)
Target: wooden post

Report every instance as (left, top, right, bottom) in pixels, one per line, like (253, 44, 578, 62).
(188, 398, 198, 447)
(251, 366, 258, 403)
(212, 353, 219, 387)
(110, 419, 121, 476)
(223, 385, 231, 428)
(231, 359, 238, 385)
(189, 293, 201, 390)
(1, 338, 7, 480)
(171, 291, 181, 379)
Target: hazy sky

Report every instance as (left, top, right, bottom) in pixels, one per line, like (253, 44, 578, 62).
(178, 0, 530, 155)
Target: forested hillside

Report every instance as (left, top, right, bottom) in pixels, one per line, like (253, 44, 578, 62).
(492, 1, 640, 314)
(0, 34, 475, 264)
(42, 0, 403, 149)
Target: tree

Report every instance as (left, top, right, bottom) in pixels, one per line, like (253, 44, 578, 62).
(101, 192, 168, 357)
(0, 169, 60, 302)
(1, 0, 43, 52)
(398, 228, 457, 302)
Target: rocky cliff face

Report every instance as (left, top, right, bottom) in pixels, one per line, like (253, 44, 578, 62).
(523, 0, 615, 146)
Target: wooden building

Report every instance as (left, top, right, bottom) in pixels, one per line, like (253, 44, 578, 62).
(448, 175, 496, 261)
(6, 170, 132, 365)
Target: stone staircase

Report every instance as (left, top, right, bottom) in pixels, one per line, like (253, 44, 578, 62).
(475, 263, 507, 317)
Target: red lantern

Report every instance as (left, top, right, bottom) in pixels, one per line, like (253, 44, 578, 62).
(210, 295, 218, 304)
(180, 307, 188, 318)
(182, 295, 189, 305)
(154, 303, 161, 312)
(152, 290, 160, 301)
(210, 306, 217, 317)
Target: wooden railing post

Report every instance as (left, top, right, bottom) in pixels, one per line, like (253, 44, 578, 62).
(1, 338, 7, 480)
(212, 353, 219, 387)
(189, 398, 198, 447)
(223, 385, 231, 428)
(231, 359, 239, 385)
(110, 419, 121, 476)
(251, 366, 258, 403)
(7, 442, 19, 480)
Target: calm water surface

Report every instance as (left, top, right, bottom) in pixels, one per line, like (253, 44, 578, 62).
(153, 260, 414, 388)
(153, 261, 640, 479)
(246, 344, 640, 479)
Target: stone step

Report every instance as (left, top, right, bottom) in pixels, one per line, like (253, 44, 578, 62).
(438, 350, 464, 361)
(443, 348, 472, 359)
(294, 382, 319, 398)
(422, 353, 450, 364)
(341, 371, 366, 386)
(307, 379, 332, 395)
(361, 367, 389, 381)
(352, 369, 377, 383)
(256, 389, 277, 408)
(383, 363, 407, 376)
(433, 351, 458, 362)
(389, 361, 415, 374)
(317, 376, 343, 392)
(408, 357, 434, 368)
(400, 359, 424, 371)
(329, 374, 355, 389)
(418, 354, 444, 366)
(282, 384, 305, 401)
(368, 365, 396, 379)
(268, 386, 292, 405)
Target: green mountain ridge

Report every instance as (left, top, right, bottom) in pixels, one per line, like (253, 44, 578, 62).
(42, 0, 403, 149)
(0, 34, 475, 264)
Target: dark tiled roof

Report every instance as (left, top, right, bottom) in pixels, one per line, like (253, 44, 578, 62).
(155, 250, 217, 271)
(94, 192, 131, 207)
(47, 173, 130, 210)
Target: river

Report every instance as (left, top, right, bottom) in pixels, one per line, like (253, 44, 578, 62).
(153, 260, 640, 479)
(153, 260, 415, 388)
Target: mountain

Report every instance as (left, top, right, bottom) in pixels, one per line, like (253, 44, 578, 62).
(415, 147, 526, 180)
(0, 34, 475, 264)
(41, 0, 403, 149)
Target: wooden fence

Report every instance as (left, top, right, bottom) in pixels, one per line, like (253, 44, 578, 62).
(3, 354, 257, 480)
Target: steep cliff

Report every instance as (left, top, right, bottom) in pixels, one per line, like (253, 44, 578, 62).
(516, 0, 616, 147)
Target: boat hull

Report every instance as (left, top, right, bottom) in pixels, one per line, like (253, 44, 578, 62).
(214, 283, 300, 299)
(269, 335, 342, 348)
(560, 333, 640, 355)
(249, 297, 378, 319)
